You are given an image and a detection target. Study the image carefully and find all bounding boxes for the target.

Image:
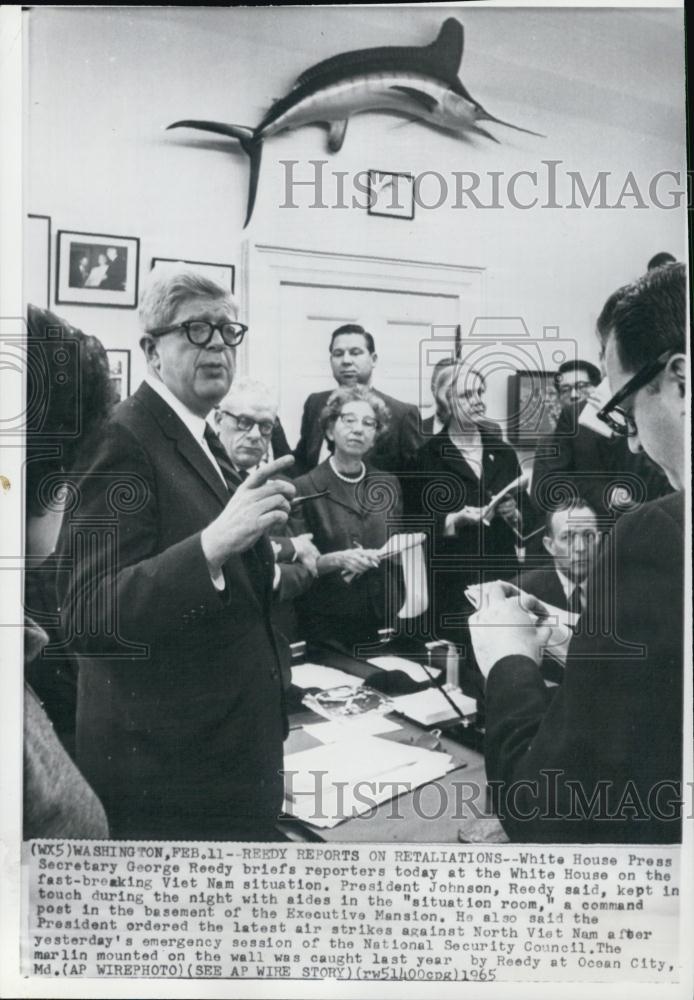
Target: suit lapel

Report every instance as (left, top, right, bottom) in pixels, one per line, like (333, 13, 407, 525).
(135, 383, 272, 609)
(136, 382, 229, 506)
(309, 461, 364, 516)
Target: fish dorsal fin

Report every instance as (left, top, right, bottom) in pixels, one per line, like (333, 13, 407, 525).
(292, 17, 465, 91)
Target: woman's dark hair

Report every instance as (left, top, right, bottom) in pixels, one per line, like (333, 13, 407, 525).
(25, 305, 115, 518)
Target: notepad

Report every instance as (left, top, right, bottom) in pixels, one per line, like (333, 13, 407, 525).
(367, 655, 441, 685)
(291, 663, 364, 690)
(391, 687, 477, 726)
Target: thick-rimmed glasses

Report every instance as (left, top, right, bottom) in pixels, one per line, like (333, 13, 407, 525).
(218, 410, 275, 438)
(597, 351, 673, 437)
(557, 381, 592, 399)
(147, 319, 247, 348)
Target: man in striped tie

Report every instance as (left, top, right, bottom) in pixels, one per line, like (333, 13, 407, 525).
(58, 263, 296, 840)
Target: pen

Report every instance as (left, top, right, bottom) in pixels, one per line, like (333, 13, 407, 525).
(290, 490, 330, 508)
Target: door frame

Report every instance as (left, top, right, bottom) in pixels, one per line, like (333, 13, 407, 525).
(239, 242, 487, 395)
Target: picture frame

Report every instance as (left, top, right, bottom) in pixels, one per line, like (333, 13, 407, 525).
(151, 257, 235, 294)
(367, 169, 415, 220)
(507, 369, 561, 447)
(25, 214, 51, 308)
(55, 230, 140, 308)
(106, 348, 131, 402)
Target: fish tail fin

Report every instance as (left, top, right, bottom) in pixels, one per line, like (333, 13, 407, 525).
(167, 120, 263, 225)
(477, 111, 546, 139)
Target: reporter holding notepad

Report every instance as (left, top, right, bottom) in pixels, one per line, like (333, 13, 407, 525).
(288, 386, 404, 649)
(404, 361, 531, 650)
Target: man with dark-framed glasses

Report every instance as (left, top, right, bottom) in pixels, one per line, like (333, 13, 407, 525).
(469, 262, 686, 843)
(57, 264, 296, 839)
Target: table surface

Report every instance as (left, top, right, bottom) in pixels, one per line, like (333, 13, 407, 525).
(281, 698, 506, 844)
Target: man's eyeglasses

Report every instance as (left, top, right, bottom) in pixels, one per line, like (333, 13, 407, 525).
(337, 413, 378, 430)
(597, 351, 673, 437)
(218, 410, 275, 437)
(557, 381, 592, 398)
(147, 320, 247, 348)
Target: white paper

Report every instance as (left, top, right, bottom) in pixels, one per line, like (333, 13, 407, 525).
(290, 662, 364, 690)
(578, 377, 614, 437)
(396, 533, 428, 618)
(284, 736, 453, 827)
(367, 654, 441, 684)
(302, 715, 402, 742)
(391, 687, 478, 726)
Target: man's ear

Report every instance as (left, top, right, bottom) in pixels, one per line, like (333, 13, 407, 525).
(140, 334, 159, 368)
(542, 535, 554, 557)
(667, 353, 687, 397)
(371, 352, 378, 367)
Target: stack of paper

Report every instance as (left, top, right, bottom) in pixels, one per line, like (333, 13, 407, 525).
(303, 715, 402, 743)
(283, 735, 453, 828)
(367, 654, 441, 685)
(291, 663, 364, 690)
(391, 687, 477, 726)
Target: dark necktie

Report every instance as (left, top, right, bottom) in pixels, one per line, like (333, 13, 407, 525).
(203, 425, 271, 601)
(203, 424, 243, 492)
(568, 582, 584, 616)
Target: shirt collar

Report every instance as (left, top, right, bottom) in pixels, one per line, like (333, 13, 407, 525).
(555, 566, 581, 600)
(145, 373, 208, 444)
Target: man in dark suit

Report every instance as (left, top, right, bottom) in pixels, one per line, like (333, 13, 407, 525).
(293, 324, 421, 476)
(532, 397, 671, 518)
(518, 500, 600, 685)
(57, 265, 296, 840)
(469, 262, 686, 843)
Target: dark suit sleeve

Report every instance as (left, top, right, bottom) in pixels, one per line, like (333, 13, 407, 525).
(292, 396, 316, 477)
(483, 498, 683, 843)
(58, 422, 228, 655)
(398, 403, 424, 471)
(531, 407, 574, 512)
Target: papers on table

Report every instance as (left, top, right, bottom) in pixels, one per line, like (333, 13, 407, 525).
(367, 654, 441, 685)
(283, 735, 453, 828)
(304, 715, 402, 743)
(291, 663, 364, 691)
(391, 687, 478, 727)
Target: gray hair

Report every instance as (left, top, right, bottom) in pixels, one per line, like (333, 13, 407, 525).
(218, 377, 279, 418)
(139, 262, 238, 332)
(319, 384, 390, 438)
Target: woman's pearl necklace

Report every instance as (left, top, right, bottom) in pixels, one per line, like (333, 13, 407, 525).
(329, 456, 366, 483)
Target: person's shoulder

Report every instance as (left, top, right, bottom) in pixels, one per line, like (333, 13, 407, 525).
(304, 389, 331, 409)
(373, 388, 410, 410)
(617, 491, 683, 536)
(293, 462, 328, 493)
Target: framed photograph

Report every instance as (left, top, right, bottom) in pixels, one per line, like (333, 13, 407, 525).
(106, 349, 131, 402)
(56, 230, 140, 308)
(151, 257, 235, 294)
(507, 369, 561, 446)
(25, 214, 51, 308)
(367, 169, 415, 220)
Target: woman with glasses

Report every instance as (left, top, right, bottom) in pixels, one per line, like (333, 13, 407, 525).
(288, 385, 404, 647)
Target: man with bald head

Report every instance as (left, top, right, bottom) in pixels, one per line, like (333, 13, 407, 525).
(58, 265, 295, 840)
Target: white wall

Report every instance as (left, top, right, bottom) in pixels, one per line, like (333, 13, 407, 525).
(25, 6, 688, 432)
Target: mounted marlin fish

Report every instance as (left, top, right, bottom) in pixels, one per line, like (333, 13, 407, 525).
(168, 18, 543, 226)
